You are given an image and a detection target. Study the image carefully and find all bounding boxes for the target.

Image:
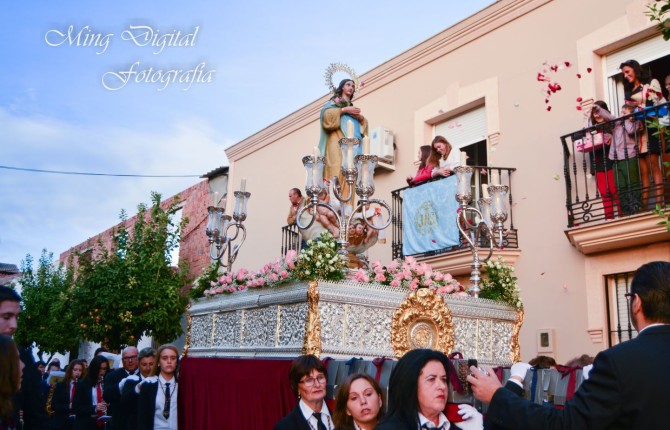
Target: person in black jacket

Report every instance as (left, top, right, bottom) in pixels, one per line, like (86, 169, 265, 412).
(0, 334, 21, 429)
(102, 347, 139, 430)
(49, 359, 84, 430)
(136, 345, 178, 430)
(375, 349, 481, 430)
(119, 348, 155, 430)
(0, 285, 49, 430)
(274, 354, 333, 430)
(469, 261, 670, 430)
(72, 356, 109, 430)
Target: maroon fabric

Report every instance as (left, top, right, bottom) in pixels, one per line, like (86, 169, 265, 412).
(178, 357, 296, 430)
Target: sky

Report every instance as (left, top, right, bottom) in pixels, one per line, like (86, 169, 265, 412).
(0, 0, 494, 268)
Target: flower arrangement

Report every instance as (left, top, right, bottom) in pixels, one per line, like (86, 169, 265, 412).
(200, 251, 298, 297)
(479, 256, 523, 309)
(351, 256, 466, 296)
(294, 231, 347, 282)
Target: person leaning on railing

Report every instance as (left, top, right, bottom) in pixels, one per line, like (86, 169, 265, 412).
(591, 102, 642, 216)
(587, 101, 618, 220)
(429, 136, 461, 179)
(406, 145, 436, 186)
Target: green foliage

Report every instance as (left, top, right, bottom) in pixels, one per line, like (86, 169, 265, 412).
(646, 1, 670, 41)
(294, 232, 346, 281)
(189, 261, 222, 299)
(71, 192, 190, 350)
(479, 256, 523, 310)
(15, 250, 79, 359)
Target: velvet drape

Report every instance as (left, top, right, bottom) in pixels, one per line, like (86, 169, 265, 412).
(178, 357, 296, 430)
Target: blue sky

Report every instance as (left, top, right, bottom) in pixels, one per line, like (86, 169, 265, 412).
(0, 0, 493, 267)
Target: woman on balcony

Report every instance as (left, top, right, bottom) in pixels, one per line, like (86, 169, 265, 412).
(406, 145, 436, 185)
(429, 136, 461, 179)
(620, 59, 666, 207)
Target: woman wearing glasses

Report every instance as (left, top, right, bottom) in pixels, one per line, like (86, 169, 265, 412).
(274, 355, 332, 430)
(136, 344, 178, 430)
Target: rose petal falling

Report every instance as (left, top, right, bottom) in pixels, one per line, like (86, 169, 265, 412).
(547, 106, 552, 111)
(587, 67, 592, 73)
(577, 73, 582, 79)
(576, 97, 583, 102)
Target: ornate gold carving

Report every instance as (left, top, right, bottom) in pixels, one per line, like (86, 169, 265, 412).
(510, 309, 524, 362)
(391, 288, 454, 358)
(183, 302, 192, 357)
(302, 280, 322, 357)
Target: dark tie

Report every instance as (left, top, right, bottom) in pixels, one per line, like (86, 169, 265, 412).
(312, 412, 328, 430)
(421, 423, 445, 430)
(163, 383, 171, 419)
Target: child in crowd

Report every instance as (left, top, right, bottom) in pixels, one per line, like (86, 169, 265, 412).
(591, 102, 642, 215)
(587, 101, 617, 219)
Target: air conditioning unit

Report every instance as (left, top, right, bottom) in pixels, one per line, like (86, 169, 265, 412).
(369, 127, 394, 170)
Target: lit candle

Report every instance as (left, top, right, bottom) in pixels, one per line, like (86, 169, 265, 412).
(490, 170, 500, 186)
(362, 136, 370, 154)
(213, 191, 219, 207)
(460, 151, 467, 166)
(347, 142, 354, 169)
(240, 178, 246, 192)
(346, 120, 354, 138)
(482, 184, 489, 199)
(361, 162, 369, 185)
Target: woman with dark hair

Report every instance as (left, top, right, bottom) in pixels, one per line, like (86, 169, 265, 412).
(429, 136, 461, 179)
(136, 344, 179, 430)
(587, 101, 618, 219)
(407, 145, 436, 185)
(274, 354, 332, 430)
(319, 78, 368, 194)
(73, 355, 109, 430)
(333, 373, 383, 430)
(50, 359, 85, 430)
(620, 59, 666, 207)
(375, 349, 481, 430)
(0, 335, 21, 430)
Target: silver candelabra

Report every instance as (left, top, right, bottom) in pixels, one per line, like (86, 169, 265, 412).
(296, 136, 391, 268)
(454, 166, 509, 297)
(205, 186, 250, 272)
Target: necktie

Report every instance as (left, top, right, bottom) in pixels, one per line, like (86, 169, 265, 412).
(163, 383, 171, 419)
(68, 382, 76, 412)
(312, 412, 328, 430)
(421, 423, 445, 430)
(96, 382, 104, 427)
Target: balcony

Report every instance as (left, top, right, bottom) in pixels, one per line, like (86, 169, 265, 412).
(560, 103, 670, 254)
(391, 167, 519, 274)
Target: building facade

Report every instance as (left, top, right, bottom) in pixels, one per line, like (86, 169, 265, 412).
(223, 0, 670, 364)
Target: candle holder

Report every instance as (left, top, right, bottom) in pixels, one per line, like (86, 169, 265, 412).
(454, 166, 508, 297)
(205, 188, 250, 272)
(296, 137, 391, 268)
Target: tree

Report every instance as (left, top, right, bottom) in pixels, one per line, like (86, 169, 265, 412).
(15, 250, 79, 361)
(71, 192, 190, 350)
(647, 1, 670, 40)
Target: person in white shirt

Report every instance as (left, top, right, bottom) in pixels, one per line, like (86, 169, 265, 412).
(429, 136, 461, 179)
(135, 345, 178, 430)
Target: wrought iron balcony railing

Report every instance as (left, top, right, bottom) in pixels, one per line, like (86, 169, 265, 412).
(390, 167, 518, 260)
(560, 102, 670, 227)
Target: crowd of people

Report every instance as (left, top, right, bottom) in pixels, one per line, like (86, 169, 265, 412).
(584, 59, 670, 218)
(0, 284, 179, 430)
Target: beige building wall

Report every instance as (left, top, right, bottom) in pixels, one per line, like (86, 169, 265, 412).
(225, 0, 668, 364)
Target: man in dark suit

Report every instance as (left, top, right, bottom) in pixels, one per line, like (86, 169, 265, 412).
(119, 348, 155, 430)
(0, 285, 49, 430)
(102, 346, 139, 430)
(468, 261, 670, 429)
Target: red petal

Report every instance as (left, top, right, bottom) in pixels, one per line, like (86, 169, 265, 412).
(547, 106, 552, 111)
(556, 84, 562, 91)
(587, 68, 592, 73)
(564, 61, 571, 67)
(545, 99, 550, 103)
(576, 73, 582, 79)
(576, 106, 582, 111)
(576, 97, 583, 102)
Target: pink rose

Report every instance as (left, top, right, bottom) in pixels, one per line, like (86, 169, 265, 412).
(229, 287, 236, 293)
(375, 273, 386, 282)
(210, 281, 217, 287)
(215, 287, 224, 294)
(280, 270, 288, 279)
(437, 287, 447, 295)
(390, 280, 400, 287)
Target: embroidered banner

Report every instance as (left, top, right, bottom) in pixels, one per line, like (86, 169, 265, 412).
(402, 176, 460, 255)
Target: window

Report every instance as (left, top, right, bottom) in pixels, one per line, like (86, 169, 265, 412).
(605, 272, 637, 346)
(434, 106, 488, 167)
(168, 207, 183, 267)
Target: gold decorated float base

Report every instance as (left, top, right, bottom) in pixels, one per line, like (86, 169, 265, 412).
(186, 281, 522, 365)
